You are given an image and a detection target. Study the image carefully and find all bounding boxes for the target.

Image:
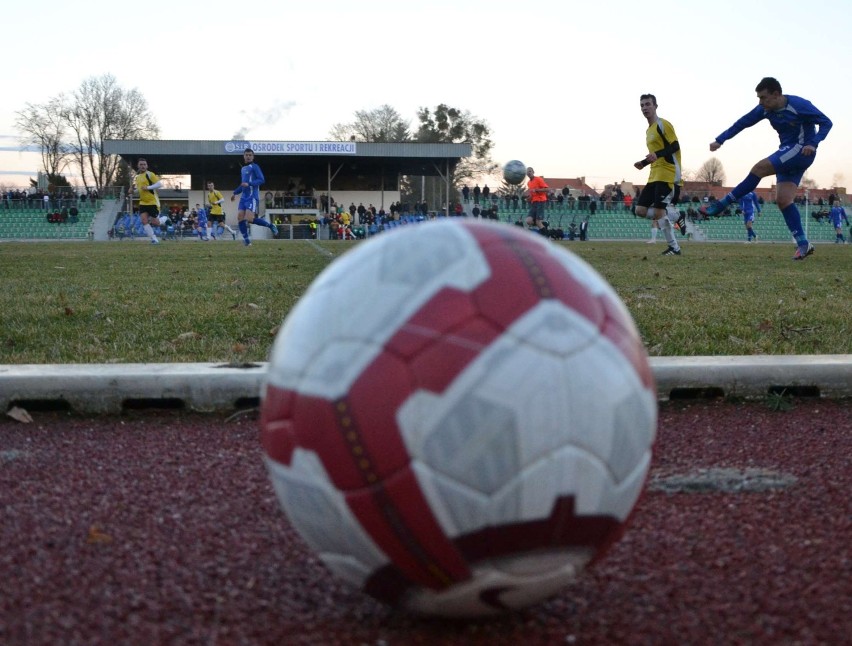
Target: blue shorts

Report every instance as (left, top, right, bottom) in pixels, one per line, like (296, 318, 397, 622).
(197, 214, 208, 228)
(238, 196, 258, 213)
(742, 211, 755, 224)
(768, 145, 815, 185)
(830, 213, 845, 228)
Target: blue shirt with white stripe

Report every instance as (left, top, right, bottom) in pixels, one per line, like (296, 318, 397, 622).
(715, 95, 832, 149)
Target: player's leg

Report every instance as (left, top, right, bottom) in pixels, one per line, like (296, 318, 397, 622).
(140, 207, 160, 244)
(776, 182, 812, 259)
(525, 202, 539, 231)
(658, 214, 680, 254)
(701, 158, 774, 217)
(247, 198, 278, 236)
(535, 203, 548, 234)
(647, 219, 658, 243)
(658, 188, 681, 255)
(773, 150, 816, 259)
(745, 214, 755, 242)
(237, 207, 252, 246)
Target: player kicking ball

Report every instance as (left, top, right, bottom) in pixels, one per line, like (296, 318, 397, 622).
(698, 77, 832, 260)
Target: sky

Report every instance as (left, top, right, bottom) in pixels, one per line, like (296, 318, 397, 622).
(1, 0, 850, 192)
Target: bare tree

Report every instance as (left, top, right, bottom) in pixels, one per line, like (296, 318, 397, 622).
(14, 97, 72, 178)
(830, 172, 845, 190)
(695, 157, 726, 185)
(60, 74, 159, 191)
(329, 105, 410, 143)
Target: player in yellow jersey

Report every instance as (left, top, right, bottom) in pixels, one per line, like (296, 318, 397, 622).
(131, 158, 165, 244)
(206, 181, 237, 240)
(633, 94, 683, 256)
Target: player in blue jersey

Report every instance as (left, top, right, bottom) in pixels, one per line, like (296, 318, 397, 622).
(829, 199, 848, 244)
(739, 192, 761, 243)
(194, 204, 210, 241)
(230, 148, 278, 246)
(699, 77, 832, 260)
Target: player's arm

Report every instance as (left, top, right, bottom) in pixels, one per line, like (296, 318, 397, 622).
(636, 139, 680, 168)
(145, 172, 164, 191)
(654, 138, 679, 163)
(250, 164, 266, 187)
(712, 105, 766, 149)
(800, 100, 833, 148)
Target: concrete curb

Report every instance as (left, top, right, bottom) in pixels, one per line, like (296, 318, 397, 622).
(1, 356, 850, 414)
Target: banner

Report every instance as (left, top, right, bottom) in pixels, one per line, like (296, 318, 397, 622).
(224, 141, 357, 155)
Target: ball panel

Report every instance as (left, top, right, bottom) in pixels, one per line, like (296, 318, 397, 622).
(385, 288, 479, 360)
(346, 467, 471, 590)
(264, 453, 389, 577)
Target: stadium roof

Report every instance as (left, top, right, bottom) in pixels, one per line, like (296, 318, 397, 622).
(102, 140, 473, 189)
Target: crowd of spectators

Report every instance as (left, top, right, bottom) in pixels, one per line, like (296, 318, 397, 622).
(3, 188, 100, 210)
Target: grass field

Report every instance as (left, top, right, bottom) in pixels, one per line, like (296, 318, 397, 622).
(0, 235, 850, 364)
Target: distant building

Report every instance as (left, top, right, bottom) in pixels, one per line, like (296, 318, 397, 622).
(542, 176, 599, 199)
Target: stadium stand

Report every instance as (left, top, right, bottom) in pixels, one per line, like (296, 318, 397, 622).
(485, 201, 846, 243)
(0, 201, 101, 240)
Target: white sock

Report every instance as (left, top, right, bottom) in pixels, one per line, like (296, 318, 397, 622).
(650, 227, 658, 241)
(143, 223, 156, 240)
(660, 218, 679, 249)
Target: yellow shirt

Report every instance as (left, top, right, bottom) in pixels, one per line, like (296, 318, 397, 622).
(207, 189, 224, 215)
(646, 118, 682, 186)
(134, 171, 161, 207)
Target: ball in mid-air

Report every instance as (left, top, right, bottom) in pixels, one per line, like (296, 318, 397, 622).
(260, 219, 657, 617)
(503, 160, 527, 185)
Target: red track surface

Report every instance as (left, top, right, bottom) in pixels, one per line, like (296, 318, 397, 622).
(1, 399, 850, 645)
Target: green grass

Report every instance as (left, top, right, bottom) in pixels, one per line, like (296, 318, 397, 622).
(0, 237, 849, 364)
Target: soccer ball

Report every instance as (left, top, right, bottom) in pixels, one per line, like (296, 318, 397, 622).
(260, 219, 657, 617)
(503, 160, 527, 185)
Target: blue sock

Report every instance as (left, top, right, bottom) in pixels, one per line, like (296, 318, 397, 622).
(730, 173, 761, 202)
(253, 217, 271, 228)
(781, 204, 807, 245)
(239, 220, 248, 239)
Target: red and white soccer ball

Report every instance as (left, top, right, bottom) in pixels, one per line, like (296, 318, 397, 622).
(260, 219, 657, 617)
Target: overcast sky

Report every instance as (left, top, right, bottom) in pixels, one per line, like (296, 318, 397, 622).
(1, 0, 848, 191)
